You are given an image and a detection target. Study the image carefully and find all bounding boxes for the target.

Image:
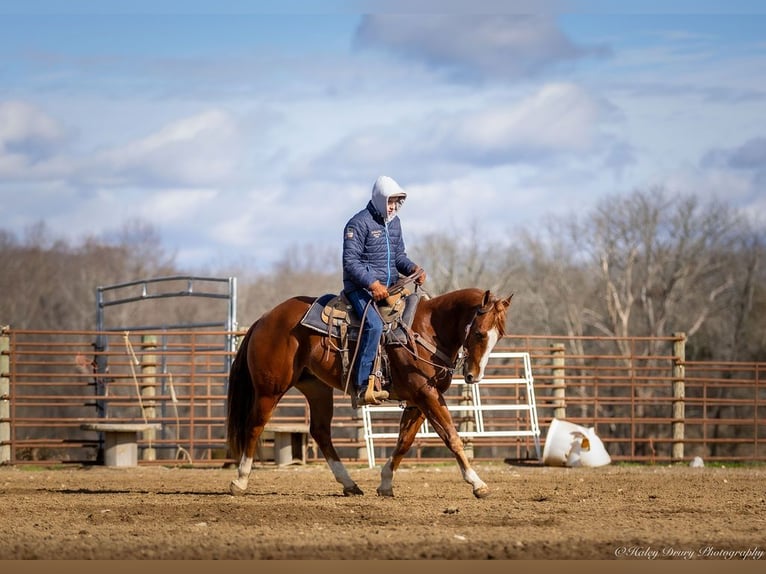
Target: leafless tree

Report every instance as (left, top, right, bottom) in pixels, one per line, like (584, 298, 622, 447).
(577, 189, 746, 357)
(0, 221, 177, 330)
(411, 224, 522, 295)
(235, 244, 342, 326)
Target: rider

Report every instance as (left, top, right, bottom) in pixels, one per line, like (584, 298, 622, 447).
(342, 176, 426, 407)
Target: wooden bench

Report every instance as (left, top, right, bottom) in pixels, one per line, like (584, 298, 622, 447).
(80, 423, 162, 467)
(261, 423, 311, 466)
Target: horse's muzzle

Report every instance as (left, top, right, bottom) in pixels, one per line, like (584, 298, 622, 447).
(463, 364, 482, 384)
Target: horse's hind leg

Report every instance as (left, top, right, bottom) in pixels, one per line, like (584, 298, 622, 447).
(377, 405, 425, 498)
(230, 395, 280, 495)
(296, 378, 363, 496)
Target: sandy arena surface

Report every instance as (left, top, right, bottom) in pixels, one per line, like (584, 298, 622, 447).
(1, 461, 764, 560)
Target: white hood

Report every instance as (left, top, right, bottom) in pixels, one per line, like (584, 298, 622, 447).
(371, 175, 407, 223)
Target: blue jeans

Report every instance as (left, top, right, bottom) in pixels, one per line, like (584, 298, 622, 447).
(345, 289, 384, 392)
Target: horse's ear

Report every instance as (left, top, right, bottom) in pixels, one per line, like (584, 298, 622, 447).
(499, 293, 514, 309)
(482, 290, 492, 307)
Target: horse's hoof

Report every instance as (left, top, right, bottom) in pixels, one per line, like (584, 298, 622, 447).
(473, 485, 490, 499)
(343, 485, 364, 496)
(229, 479, 247, 496)
(376, 487, 394, 498)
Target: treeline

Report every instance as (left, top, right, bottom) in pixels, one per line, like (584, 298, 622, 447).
(1, 188, 764, 362)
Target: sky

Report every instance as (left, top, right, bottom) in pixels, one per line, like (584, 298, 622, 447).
(1, 0, 765, 272)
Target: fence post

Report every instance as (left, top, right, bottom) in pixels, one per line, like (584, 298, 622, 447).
(354, 409, 368, 464)
(141, 335, 158, 461)
(672, 332, 686, 462)
(550, 344, 566, 420)
(0, 326, 10, 464)
(459, 386, 475, 460)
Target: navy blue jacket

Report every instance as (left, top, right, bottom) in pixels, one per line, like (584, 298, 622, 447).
(342, 200, 417, 293)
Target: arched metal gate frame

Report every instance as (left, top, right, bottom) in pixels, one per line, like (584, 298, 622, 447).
(92, 276, 237, 459)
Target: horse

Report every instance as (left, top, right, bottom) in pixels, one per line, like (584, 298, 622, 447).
(226, 286, 513, 498)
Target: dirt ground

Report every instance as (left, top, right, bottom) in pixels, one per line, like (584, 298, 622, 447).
(1, 461, 764, 560)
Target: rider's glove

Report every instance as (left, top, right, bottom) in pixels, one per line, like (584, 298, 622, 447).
(369, 280, 390, 301)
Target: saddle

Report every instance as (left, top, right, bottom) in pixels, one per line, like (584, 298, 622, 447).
(300, 290, 422, 395)
(301, 290, 420, 343)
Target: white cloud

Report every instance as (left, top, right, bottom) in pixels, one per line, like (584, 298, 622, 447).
(89, 109, 242, 187)
(136, 188, 218, 224)
(296, 82, 618, 184)
(1, 10, 764, 274)
(354, 14, 609, 82)
(447, 83, 607, 158)
(0, 100, 65, 147)
(663, 165, 754, 209)
(0, 100, 68, 177)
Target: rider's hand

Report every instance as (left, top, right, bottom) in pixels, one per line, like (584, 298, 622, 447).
(369, 280, 389, 301)
(414, 266, 426, 285)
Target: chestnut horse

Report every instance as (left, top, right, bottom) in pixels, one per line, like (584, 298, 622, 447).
(226, 287, 513, 498)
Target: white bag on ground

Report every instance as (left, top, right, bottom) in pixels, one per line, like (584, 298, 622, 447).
(542, 418, 611, 467)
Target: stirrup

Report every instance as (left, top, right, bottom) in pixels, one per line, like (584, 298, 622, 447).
(364, 385, 389, 405)
(352, 387, 389, 408)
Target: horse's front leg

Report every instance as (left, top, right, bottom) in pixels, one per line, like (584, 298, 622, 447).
(420, 392, 490, 499)
(377, 405, 425, 497)
(296, 378, 363, 496)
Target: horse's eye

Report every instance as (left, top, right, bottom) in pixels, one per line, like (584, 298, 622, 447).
(473, 331, 487, 341)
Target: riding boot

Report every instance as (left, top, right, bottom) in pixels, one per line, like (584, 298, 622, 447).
(363, 374, 389, 404)
(362, 349, 389, 405)
(353, 383, 389, 408)
(351, 337, 389, 407)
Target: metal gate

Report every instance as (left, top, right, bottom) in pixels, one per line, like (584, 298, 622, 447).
(90, 276, 238, 461)
(96, 275, 237, 362)
(361, 352, 541, 467)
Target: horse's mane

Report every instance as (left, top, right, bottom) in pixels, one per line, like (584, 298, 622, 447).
(494, 306, 508, 337)
(426, 288, 509, 336)
(427, 287, 485, 305)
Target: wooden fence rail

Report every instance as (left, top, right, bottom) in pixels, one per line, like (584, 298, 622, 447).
(0, 328, 764, 466)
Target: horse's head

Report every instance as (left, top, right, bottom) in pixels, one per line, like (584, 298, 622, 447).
(462, 291, 513, 384)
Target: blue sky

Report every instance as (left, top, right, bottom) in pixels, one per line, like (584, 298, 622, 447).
(1, 1, 765, 271)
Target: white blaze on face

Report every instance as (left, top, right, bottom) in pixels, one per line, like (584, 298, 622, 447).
(475, 328, 499, 381)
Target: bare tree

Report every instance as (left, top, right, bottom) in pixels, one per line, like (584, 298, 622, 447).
(517, 215, 594, 339)
(0, 221, 179, 330)
(235, 244, 342, 325)
(576, 189, 742, 354)
(411, 224, 522, 296)
(688, 228, 765, 362)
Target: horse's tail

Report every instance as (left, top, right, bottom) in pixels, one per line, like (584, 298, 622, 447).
(226, 323, 257, 460)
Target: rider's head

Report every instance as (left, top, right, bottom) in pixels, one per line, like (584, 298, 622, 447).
(371, 176, 407, 223)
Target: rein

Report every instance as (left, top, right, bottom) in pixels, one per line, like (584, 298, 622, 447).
(341, 298, 378, 396)
(407, 329, 459, 373)
(400, 301, 491, 375)
(393, 330, 461, 378)
(387, 268, 425, 296)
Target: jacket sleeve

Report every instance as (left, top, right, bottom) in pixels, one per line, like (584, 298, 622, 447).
(343, 219, 377, 289)
(393, 224, 417, 276)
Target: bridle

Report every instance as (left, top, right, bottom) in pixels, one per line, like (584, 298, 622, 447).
(402, 299, 495, 376)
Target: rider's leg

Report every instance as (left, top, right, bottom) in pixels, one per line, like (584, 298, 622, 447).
(346, 289, 386, 403)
